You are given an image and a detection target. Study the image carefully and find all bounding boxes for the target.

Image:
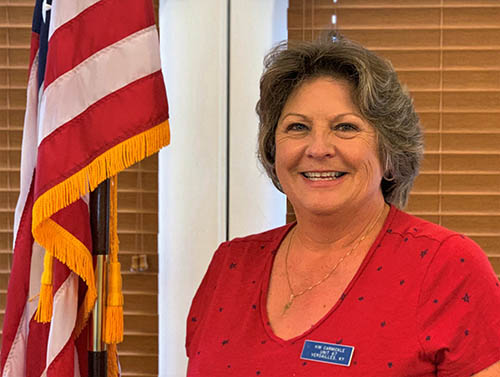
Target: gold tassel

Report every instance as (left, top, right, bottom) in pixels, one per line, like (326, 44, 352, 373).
(103, 262, 124, 343)
(34, 252, 54, 322)
(104, 175, 124, 344)
(107, 343, 119, 377)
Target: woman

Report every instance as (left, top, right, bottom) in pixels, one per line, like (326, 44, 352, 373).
(186, 34, 500, 376)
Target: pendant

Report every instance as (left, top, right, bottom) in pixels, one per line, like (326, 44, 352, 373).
(283, 294, 295, 314)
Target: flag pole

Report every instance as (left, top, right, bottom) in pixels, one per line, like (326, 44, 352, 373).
(89, 179, 110, 377)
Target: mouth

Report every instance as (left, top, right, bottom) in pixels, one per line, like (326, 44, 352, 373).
(301, 171, 347, 181)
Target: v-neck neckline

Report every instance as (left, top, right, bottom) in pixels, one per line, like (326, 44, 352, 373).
(259, 205, 397, 346)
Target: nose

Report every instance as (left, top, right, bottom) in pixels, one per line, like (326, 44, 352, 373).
(305, 129, 335, 159)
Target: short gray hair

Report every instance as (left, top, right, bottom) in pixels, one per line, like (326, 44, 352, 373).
(256, 33, 423, 208)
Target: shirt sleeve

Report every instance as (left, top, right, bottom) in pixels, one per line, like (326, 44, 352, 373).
(417, 234, 500, 377)
(185, 241, 228, 357)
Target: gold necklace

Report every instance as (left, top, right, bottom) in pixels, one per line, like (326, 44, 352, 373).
(283, 206, 386, 313)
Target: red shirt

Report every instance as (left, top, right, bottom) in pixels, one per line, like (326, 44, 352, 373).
(186, 206, 500, 376)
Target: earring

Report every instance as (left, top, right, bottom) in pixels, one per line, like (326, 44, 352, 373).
(383, 154, 395, 181)
(383, 171, 395, 181)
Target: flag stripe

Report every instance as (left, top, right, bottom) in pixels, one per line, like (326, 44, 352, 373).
(48, 0, 100, 40)
(13, 55, 39, 242)
(44, 274, 78, 375)
(45, 0, 155, 88)
(45, 337, 78, 377)
(1, 307, 29, 377)
(29, 33, 40, 70)
(26, 260, 70, 376)
(38, 25, 161, 146)
(35, 71, 168, 197)
(0, 182, 35, 375)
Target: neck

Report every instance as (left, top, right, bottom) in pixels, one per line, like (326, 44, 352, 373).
(292, 198, 389, 255)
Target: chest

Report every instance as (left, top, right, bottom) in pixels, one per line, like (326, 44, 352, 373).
(266, 250, 367, 340)
(188, 253, 432, 377)
(187, 289, 432, 377)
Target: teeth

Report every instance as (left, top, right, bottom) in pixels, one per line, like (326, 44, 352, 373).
(303, 172, 345, 180)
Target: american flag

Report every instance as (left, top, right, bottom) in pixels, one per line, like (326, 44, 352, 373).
(0, 0, 169, 375)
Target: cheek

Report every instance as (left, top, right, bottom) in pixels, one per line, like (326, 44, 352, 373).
(274, 147, 290, 183)
(275, 137, 302, 167)
(352, 138, 384, 182)
(360, 150, 384, 186)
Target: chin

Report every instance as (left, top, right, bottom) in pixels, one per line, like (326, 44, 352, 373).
(293, 200, 345, 217)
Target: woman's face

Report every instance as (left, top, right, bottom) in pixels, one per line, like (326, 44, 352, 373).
(275, 77, 384, 217)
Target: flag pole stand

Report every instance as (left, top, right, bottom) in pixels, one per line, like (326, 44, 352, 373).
(89, 179, 110, 377)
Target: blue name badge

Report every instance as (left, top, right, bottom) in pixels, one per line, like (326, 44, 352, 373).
(300, 340, 354, 367)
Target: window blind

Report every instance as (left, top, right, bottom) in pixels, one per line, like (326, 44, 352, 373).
(287, 0, 500, 275)
(0, 1, 161, 375)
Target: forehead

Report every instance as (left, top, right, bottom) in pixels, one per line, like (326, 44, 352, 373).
(281, 76, 359, 116)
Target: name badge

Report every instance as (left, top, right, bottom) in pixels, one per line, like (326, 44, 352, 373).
(300, 340, 354, 367)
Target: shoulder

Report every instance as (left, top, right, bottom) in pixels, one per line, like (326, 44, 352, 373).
(384, 207, 491, 276)
(217, 223, 293, 256)
(202, 223, 293, 274)
(389, 209, 496, 285)
(390, 208, 462, 244)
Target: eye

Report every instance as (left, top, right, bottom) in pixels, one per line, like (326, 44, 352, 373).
(335, 123, 358, 132)
(286, 122, 308, 132)
(334, 123, 359, 139)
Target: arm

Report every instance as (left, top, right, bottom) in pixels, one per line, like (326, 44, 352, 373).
(417, 234, 500, 376)
(472, 360, 500, 377)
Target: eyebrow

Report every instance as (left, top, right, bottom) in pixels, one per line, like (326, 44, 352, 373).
(280, 112, 363, 122)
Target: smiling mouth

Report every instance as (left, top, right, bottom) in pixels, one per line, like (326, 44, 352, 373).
(301, 171, 347, 181)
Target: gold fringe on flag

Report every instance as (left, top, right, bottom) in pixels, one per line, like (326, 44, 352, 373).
(33, 219, 97, 323)
(32, 120, 170, 327)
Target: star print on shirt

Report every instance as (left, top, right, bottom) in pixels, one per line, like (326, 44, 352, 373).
(186, 209, 500, 376)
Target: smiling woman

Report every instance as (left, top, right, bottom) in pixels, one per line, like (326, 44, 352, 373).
(275, 78, 384, 219)
(185, 35, 500, 377)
